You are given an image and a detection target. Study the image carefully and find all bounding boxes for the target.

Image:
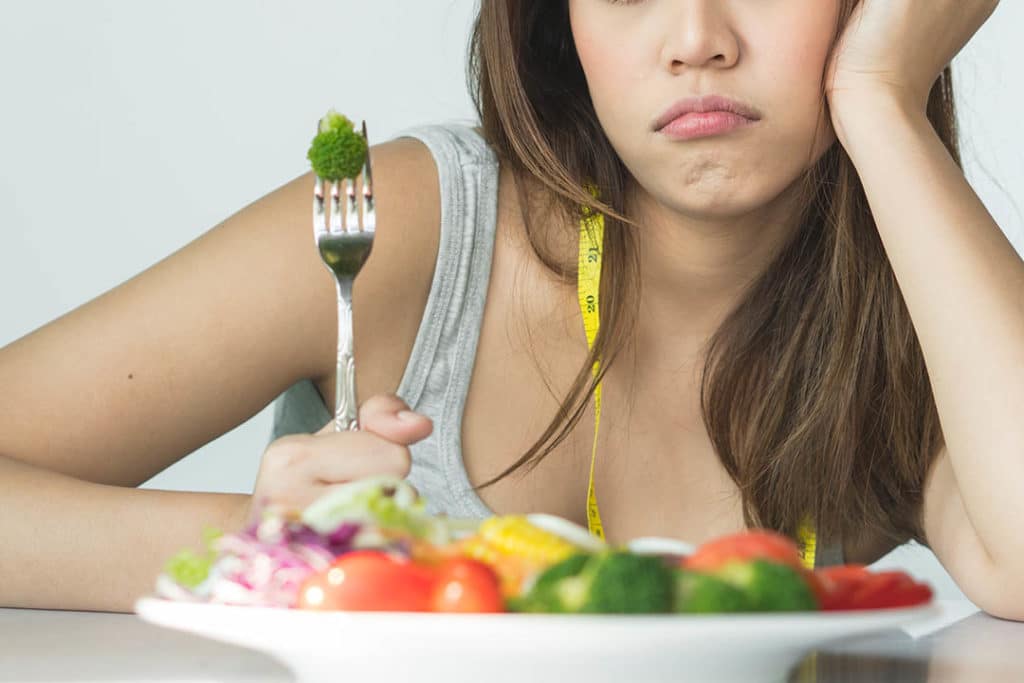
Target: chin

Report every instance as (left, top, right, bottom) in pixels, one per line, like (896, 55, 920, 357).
(656, 186, 771, 220)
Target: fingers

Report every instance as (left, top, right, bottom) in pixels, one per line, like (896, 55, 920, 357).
(299, 429, 414, 482)
(257, 427, 416, 515)
(359, 393, 433, 443)
(306, 392, 434, 483)
(253, 393, 432, 517)
(317, 393, 433, 445)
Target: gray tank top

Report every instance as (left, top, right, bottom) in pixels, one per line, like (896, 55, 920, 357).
(269, 121, 845, 568)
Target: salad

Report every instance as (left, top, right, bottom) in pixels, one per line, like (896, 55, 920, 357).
(156, 476, 934, 614)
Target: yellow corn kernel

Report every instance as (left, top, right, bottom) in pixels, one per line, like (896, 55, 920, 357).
(462, 537, 500, 565)
(477, 515, 577, 566)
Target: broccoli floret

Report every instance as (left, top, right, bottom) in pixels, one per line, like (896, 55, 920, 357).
(673, 569, 751, 614)
(713, 559, 819, 612)
(307, 108, 368, 181)
(516, 551, 673, 614)
(508, 552, 591, 613)
(566, 551, 674, 614)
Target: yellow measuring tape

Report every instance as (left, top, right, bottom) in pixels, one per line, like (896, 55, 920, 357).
(577, 195, 605, 541)
(575, 192, 818, 570)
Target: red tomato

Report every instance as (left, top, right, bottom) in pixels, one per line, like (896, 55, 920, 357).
(815, 566, 932, 611)
(296, 550, 436, 612)
(848, 570, 932, 610)
(815, 564, 872, 611)
(431, 558, 504, 613)
(848, 571, 912, 609)
(800, 568, 828, 608)
(885, 582, 934, 609)
(683, 530, 806, 573)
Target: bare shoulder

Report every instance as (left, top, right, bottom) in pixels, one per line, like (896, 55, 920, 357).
(317, 133, 442, 408)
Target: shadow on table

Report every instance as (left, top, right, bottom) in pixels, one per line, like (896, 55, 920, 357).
(789, 611, 1024, 683)
(0, 609, 295, 682)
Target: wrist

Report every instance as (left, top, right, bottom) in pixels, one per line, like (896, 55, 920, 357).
(829, 90, 929, 156)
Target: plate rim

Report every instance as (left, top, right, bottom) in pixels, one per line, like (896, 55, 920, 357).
(135, 594, 944, 625)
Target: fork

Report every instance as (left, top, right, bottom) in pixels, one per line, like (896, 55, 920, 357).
(313, 120, 376, 432)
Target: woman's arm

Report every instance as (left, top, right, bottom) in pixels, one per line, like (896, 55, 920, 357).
(833, 93, 1024, 620)
(822, 0, 1011, 618)
(0, 136, 442, 611)
(0, 455, 248, 612)
(0, 169, 336, 487)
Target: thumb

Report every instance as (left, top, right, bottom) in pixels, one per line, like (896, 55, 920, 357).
(316, 393, 433, 445)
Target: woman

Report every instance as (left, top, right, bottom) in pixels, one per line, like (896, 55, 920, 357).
(2, 0, 1017, 619)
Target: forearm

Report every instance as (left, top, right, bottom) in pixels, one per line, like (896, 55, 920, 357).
(0, 454, 249, 613)
(834, 94, 1024, 567)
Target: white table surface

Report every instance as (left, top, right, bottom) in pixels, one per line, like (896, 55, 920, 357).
(1, 600, 1019, 682)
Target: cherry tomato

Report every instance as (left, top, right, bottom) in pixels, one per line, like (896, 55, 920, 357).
(431, 558, 504, 613)
(297, 550, 436, 612)
(683, 530, 806, 573)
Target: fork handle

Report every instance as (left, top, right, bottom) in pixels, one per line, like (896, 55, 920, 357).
(334, 278, 359, 432)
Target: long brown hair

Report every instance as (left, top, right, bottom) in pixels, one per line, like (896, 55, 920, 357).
(467, 0, 954, 552)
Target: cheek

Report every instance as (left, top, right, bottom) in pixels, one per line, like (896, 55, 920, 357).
(756, 21, 839, 151)
(570, 11, 643, 120)
(757, 6, 835, 93)
(753, 0, 838, 91)
(569, 5, 602, 86)
(573, 34, 616, 105)
(573, 34, 608, 91)
(766, 43, 831, 132)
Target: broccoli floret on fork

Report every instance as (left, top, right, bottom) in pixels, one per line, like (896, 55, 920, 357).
(307, 109, 368, 181)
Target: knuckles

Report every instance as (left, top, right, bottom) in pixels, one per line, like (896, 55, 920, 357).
(264, 431, 412, 479)
(359, 392, 410, 417)
(262, 434, 316, 470)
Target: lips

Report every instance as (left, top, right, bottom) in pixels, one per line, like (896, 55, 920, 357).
(653, 95, 762, 132)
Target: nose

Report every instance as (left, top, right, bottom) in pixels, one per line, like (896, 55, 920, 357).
(661, 2, 739, 72)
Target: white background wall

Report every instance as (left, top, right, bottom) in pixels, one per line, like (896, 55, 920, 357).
(2, 1, 1022, 605)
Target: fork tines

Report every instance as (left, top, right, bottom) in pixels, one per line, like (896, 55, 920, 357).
(361, 120, 375, 232)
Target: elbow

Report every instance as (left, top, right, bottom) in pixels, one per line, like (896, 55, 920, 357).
(969, 565, 1024, 622)
(978, 602, 1024, 623)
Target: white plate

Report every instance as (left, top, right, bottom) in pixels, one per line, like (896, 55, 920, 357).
(135, 597, 944, 683)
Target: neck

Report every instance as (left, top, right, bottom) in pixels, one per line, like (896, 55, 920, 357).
(625, 178, 804, 353)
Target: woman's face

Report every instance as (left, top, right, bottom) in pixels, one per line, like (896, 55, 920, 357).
(568, 0, 841, 218)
